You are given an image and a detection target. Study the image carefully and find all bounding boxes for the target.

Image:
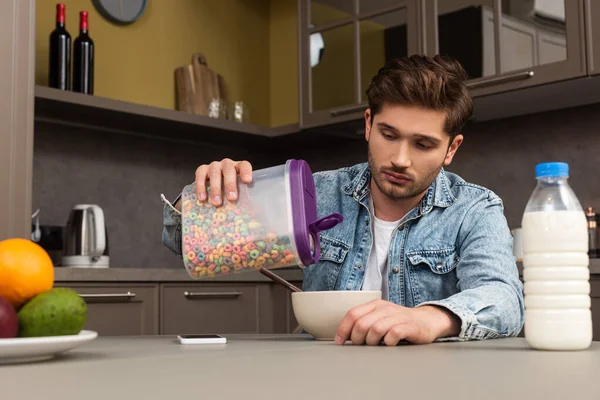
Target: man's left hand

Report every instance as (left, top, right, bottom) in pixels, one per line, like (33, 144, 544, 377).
(335, 300, 461, 346)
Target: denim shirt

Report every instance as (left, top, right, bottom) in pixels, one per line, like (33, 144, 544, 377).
(161, 162, 524, 341)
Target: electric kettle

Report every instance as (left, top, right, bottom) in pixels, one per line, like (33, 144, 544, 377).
(61, 204, 110, 268)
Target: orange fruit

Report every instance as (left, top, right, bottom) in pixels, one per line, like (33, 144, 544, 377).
(0, 238, 54, 309)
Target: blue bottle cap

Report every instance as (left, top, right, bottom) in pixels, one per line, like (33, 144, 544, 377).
(535, 162, 569, 178)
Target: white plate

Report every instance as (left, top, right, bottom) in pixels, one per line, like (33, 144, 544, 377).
(0, 330, 98, 365)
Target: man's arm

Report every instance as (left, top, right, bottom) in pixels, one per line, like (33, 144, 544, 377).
(417, 192, 525, 341)
(161, 193, 183, 257)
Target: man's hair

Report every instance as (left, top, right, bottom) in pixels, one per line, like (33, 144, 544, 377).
(366, 54, 473, 137)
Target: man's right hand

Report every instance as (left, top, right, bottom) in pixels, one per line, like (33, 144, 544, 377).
(193, 158, 253, 207)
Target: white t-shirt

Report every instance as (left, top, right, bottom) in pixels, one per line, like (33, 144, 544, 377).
(362, 197, 401, 301)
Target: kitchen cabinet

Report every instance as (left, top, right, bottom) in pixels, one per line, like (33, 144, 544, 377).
(160, 282, 283, 335)
(298, 0, 421, 129)
(591, 279, 600, 341)
(0, 0, 35, 242)
(272, 282, 303, 334)
(54, 283, 160, 336)
(422, 0, 586, 97)
(297, 0, 588, 129)
(585, 0, 600, 75)
(54, 272, 304, 337)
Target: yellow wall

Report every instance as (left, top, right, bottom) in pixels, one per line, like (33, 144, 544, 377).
(36, 0, 272, 126)
(35, 1, 385, 128)
(269, 0, 298, 127)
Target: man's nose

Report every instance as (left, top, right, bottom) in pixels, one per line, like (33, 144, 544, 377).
(392, 144, 411, 168)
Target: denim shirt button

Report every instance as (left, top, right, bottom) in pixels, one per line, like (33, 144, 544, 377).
(436, 262, 443, 270)
(356, 264, 362, 269)
(392, 267, 399, 274)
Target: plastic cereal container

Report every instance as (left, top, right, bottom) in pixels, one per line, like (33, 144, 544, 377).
(180, 159, 344, 279)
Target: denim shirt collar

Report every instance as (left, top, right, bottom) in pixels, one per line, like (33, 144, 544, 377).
(341, 163, 456, 213)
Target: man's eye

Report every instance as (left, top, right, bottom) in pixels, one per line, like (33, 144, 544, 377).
(416, 142, 432, 150)
(382, 132, 395, 140)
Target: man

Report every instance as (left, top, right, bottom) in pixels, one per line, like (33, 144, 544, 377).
(161, 54, 524, 346)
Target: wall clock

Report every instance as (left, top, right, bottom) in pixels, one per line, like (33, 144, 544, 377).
(92, 0, 148, 25)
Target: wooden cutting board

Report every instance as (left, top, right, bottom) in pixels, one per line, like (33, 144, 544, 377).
(174, 64, 195, 114)
(175, 53, 226, 116)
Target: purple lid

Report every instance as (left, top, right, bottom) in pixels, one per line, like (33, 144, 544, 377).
(288, 159, 343, 266)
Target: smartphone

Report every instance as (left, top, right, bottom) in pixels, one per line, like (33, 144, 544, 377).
(177, 334, 227, 344)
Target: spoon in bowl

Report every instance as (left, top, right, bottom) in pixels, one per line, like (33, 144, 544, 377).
(259, 268, 302, 293)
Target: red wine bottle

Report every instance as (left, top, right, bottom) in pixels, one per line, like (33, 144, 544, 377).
(48, 3, 71, 90)
(73, 11, 94, 95)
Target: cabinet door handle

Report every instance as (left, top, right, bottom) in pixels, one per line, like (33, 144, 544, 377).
(330, 105, 367, 117)
(79, 292, 136, 302)
(183, 291, 242, 299)
(467, 70, 534, 90)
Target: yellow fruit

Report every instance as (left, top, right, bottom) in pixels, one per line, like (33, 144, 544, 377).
(0, 238, 54, 309)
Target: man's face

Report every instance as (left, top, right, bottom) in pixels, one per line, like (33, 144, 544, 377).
(365, 103, 463, 201)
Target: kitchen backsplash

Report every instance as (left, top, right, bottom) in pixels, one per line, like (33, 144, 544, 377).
(33, 102, 600, 268)
(32, 122, 268, 269)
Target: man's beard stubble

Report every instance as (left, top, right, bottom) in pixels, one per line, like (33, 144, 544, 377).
(367, 143, 445, 201)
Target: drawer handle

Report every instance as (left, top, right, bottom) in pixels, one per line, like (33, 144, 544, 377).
(183, 291, 242, 299)
(330, 105, 367, 117)
(467, 70, 534, 90)
(79, 292, 136, 302)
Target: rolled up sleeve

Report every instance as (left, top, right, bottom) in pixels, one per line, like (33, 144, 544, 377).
(417, 193, 525, 341)
(161, 193, 183, 257)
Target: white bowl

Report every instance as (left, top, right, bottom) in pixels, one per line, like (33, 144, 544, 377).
(291, 290, 382, 340)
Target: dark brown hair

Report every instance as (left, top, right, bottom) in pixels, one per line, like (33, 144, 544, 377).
(366, 54, 472, 137)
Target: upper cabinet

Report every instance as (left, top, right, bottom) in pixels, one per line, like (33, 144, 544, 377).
(298, 0, 421, 129)
(586, 0, 600, 75)
(297, 0, 589, 129)
(422, 0, 587, 96)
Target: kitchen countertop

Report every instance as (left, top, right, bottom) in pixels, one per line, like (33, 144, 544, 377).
(53, 259, 600, 283)
(2, 334, 599, 399)
(53, 266, 304, 282)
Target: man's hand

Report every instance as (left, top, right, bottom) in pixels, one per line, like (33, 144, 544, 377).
(335, 300, 461, 346)
(193, 158, 253, 206)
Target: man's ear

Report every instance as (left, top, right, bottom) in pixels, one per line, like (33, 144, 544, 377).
(364, 109, 372, 142)
(443, 134, 463, 166)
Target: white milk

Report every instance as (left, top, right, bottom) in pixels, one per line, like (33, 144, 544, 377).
(522, 210, 588, 255)
(522, 210, 592, 350)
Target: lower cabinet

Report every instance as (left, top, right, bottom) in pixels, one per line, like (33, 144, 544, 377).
(54, 283, 160, 336)
(160, 281, 303, 335)
(591, 279, 600, 342)
(55, 280, 303, 336)
(160, 283, 262, 334)
(56, 277, 599, 339)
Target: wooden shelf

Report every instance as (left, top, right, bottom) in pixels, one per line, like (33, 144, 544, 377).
(34, 85, 300, 148)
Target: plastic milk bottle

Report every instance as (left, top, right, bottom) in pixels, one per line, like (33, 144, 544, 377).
(521, 162, 592, 350)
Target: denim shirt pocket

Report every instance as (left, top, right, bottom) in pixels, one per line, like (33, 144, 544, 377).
(304, 235, 351, 291)
(406, 247, 460, 305)
(319, 235, 351, 263)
